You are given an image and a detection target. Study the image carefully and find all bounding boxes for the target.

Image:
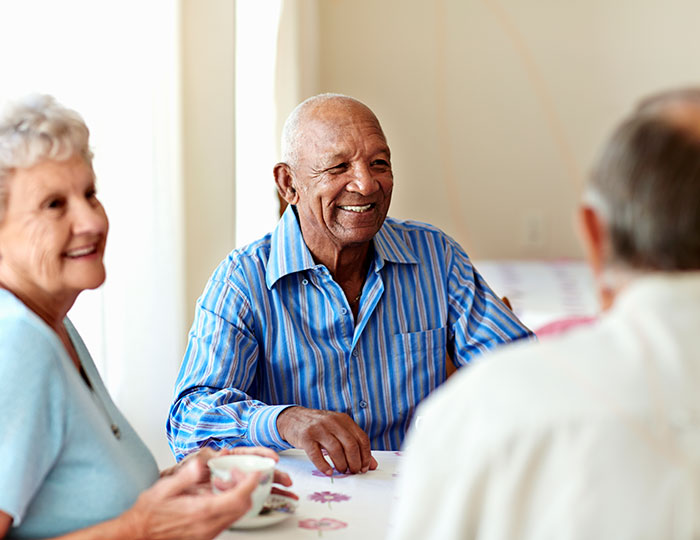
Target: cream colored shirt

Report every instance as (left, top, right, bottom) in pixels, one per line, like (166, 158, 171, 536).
(389, 274, 700, 540)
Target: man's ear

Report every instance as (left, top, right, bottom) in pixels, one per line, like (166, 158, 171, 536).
(577, 205, 607, 276)
(274, 163, 300, 205)
(577, 204, 615, 310)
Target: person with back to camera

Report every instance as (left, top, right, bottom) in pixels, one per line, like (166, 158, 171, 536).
(389, 87, 700, 539)
(167, 93, 533, 476)
(0, 95, 294, 539)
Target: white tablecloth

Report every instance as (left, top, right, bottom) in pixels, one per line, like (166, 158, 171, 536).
(218, 449, 401, 539)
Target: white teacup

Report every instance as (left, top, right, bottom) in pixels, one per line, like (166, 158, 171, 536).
(208, 455, 276, 520)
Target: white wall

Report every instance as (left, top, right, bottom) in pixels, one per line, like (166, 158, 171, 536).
(0, 0, 255, 469)
(0, 0, 185, 467)
(234, 1, 283, 248)
(313, 0, 700, 260)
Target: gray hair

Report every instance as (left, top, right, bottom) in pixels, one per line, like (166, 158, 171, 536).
(0, 94, 93, 220)
(280, 93, 383, 168)
(586, 88, 700, 271)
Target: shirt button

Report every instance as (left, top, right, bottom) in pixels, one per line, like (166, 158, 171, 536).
(352, 349, 359, 357)
(302, 279, 309, 285)
(341, 307, 348, 315)
(359, 400, 368, 408)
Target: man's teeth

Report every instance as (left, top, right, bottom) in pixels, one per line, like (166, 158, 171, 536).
(66, 246, 96, 257)
(340, 204, 373, 212)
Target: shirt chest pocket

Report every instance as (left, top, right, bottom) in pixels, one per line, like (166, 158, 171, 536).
(391, 327, 447, 404)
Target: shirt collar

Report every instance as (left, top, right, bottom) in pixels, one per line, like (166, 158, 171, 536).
(614, 271, 700, 314)
(266, 207, 418, 289)
(266, 206, 316, 289)
(372, 217, 419, 267)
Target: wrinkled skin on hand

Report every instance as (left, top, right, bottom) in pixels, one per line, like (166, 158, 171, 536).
(165, 446, 297, 500)
(125, 446, 298, 540)
(277, 406, 378, 475)
(126, 459, 259, 540)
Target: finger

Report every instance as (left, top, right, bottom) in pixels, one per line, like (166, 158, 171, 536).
(320, 436, 349, 474)
(175, 446, 219, 483)
(183, 483, 214, 496)
(339, 421, 372, 473)
(211, 466, 247, 492)
(273, 469, 293, 487)
(150, 459, 203, 499)
(193, 446, 219, 462)
(159, 464, 178, 478)
(208, 471, 260, 524)
(305, 442, 333, 475)
(331, 430, 362, 473)
(328, 413, 372, 472)
(355, 430, 373, 473)
(230, 446, 279, 462)
(212, 477, 229, 492)
(212, 471, 260, 509)
(369, 455, 378, 470)
(271, 486, 299, 500)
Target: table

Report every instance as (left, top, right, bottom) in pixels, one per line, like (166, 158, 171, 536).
(218, 449, 401, 539)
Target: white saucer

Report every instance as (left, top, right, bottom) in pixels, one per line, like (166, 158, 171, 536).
(229, 494, 298, 530)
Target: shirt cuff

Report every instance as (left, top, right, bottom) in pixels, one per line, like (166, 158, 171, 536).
(247, 404, 295, 451)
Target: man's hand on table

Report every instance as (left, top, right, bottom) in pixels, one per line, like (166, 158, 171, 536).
(277, 406, 378, 475)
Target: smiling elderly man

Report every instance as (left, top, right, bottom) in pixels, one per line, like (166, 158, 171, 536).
(167, 94, 532, 474)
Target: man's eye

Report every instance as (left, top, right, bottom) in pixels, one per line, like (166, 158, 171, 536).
(86, 188, 97, 199)
(328, 162, 348, 172)
(372, 160, 390, 168)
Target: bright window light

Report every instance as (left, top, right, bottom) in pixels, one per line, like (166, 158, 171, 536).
(235, 0, 283, 247)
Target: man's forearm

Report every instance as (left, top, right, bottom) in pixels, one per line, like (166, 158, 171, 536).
(168, 394, 293, 459)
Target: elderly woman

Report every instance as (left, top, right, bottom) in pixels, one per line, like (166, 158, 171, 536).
(0, 95, 292, 539)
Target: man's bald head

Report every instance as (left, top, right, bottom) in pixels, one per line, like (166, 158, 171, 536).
(635, 87, 700, 139)
(280, 94, 386, 169)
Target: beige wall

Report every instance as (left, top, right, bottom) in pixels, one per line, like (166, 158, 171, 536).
(310, 0, 700, 259)
(179, 0, 700, 321)
(181, 0, 236, 329)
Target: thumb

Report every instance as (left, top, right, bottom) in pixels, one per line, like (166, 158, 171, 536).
(150, 459, 203, 499)
(217, 472, 262, 508)
(213, 471, 262, 514)
(219, 471, 261, 501)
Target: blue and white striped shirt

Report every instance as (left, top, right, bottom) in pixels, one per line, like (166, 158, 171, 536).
(167, 207, 532, 459)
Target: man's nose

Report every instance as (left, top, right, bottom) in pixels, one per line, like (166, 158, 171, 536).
(348, 163, 379, 195)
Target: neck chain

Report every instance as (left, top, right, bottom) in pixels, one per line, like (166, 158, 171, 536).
(78, 361, 122, 440)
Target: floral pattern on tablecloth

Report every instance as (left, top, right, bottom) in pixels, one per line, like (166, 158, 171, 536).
(217, 450, 401, 539)
(311, 469, 351, 483)
(299, 517, 348, 536)
(308, 491, 351, 509)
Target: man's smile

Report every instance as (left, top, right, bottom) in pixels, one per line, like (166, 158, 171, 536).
(337, 203, 375, 213)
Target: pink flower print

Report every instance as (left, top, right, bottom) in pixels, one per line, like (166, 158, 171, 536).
(311, 469, 351, 484)
(308, 491, 351, 509)
(299, 517, 348, 537)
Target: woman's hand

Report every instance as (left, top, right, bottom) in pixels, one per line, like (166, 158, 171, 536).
(124, 459, 259, 540)
(0, 448, 296, 540)
(160, 446, 297, 500)
(161, 445, 278, 478)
